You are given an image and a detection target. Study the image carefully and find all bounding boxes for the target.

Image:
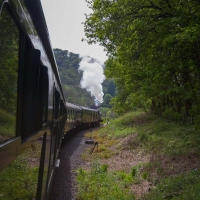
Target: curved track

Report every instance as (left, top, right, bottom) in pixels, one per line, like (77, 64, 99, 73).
(50, 129, 94, 200)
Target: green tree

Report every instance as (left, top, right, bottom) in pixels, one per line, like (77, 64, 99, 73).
(107, 80, 116, 97)
(103, 94, 112, 105)
(84, 0, 200, 117)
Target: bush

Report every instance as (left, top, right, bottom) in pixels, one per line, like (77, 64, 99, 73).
(163, 108, 182, 121)
(141, 170, 200, 200)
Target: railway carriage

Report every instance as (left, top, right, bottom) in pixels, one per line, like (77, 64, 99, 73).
(81, 106, 101, 127)
(0, 0, 101, 199)
(64, 102, 82, 133)
(0, 0, 68, 199)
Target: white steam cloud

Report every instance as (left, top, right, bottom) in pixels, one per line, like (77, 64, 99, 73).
(79, 56, 105, 103)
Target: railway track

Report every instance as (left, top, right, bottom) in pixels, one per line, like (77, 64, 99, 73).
(50, 128, 95, 200)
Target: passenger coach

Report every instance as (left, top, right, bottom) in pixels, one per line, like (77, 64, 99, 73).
(0, 0, 101, 199)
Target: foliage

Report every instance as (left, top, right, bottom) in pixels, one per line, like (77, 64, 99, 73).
(76, 163, 135, 200)
(81, 111, 200, 199)
(102, 79, 116, 99)
(135, 115, 200, 156)
(90, 110, 200, 156)
(103, 93, 112, 105)
(98, 111, 142, 139)
(106, 80, 116, 97)
(99, 107, 110, 118)
(140, 170, 200, 200)
(84, 0, 200, 118)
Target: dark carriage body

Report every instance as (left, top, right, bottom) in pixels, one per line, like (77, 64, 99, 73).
(0, 0, 101, 199)
(0, 0, 66, 199)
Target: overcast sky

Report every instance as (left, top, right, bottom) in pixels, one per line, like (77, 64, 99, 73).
(41, 0, 107, 63)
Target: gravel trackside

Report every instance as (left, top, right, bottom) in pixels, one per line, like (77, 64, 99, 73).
(50, 129, 93, 200)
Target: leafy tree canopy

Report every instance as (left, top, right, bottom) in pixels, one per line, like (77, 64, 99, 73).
(84, 0, 200, 118)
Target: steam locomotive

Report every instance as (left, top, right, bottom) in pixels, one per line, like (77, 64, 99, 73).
(0, 0, 101, 199)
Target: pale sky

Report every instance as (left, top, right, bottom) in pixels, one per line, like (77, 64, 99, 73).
(41, 0, 107, 63)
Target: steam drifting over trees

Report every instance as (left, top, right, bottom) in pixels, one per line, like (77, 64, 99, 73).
(79, 56, 105, 103)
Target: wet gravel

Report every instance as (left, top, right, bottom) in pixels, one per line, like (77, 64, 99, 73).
(50, 129, 93, 200)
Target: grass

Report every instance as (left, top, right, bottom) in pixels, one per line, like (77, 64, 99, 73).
(84, 129, 119, 159)
(140, 170, 200, 200)
(76, 163, 135, 200)
(98, 113, 138, 139)
(78, 110, 200, 199)
(135, 115, 200, 156)
(0, 142, 41, 199)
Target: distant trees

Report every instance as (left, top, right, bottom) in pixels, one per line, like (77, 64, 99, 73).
(55, 48, 116, 108)
(107, 80, 115, 97)
(54, 49, 95, 107)
(103, 94, 112, 105)
(84, 0, 200, 119)
(54, 49, 82, 86)
(102, 79, 116, 107)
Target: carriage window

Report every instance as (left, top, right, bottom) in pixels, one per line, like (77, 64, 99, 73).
(0, 6, 20, 144)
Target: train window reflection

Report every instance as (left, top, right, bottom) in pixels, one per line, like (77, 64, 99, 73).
(0, 6, 19, 144)
(0, 141, 41, 199)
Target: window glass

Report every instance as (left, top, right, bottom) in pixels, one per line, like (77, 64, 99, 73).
(0, 6, 20, 144)
(0, 140, 41, 199)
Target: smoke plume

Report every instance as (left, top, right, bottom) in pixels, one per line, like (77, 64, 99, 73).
(79, 56, 105, 103)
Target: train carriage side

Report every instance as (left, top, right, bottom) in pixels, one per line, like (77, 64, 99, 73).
(0, 0, 67, 199)
(81, 106, 100, 127)
(64, 102, 82, 134)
